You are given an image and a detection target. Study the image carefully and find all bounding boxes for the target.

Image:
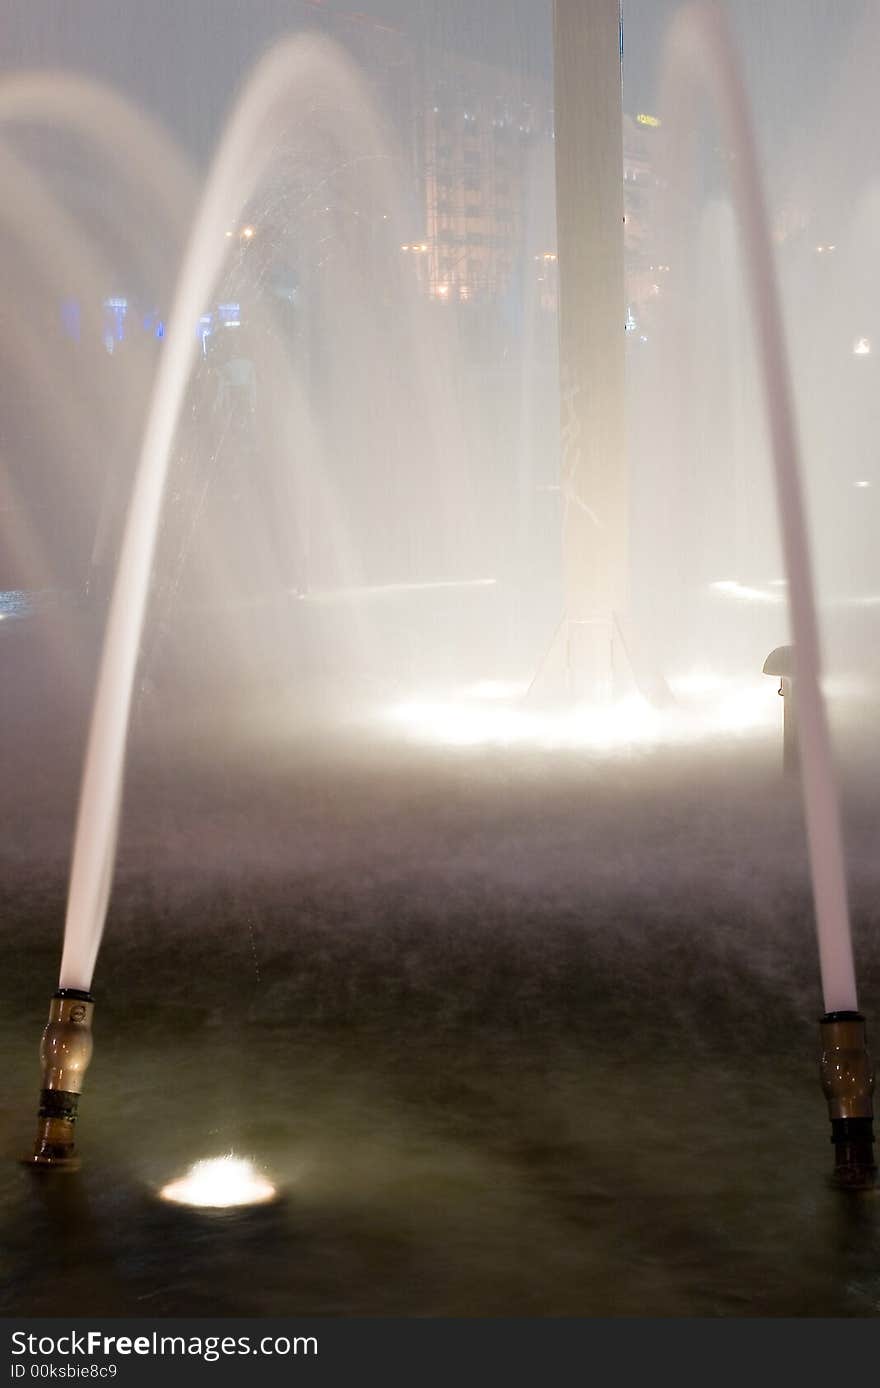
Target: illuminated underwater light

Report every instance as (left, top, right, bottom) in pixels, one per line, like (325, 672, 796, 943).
(159, 1155, 276, 1209)
(385, 678, 773, 751)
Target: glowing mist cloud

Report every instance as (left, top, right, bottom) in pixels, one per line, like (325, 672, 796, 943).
(710, 579, 784, 605)
(384, 680, 773, 751)
(160, 1155, 276, 1209)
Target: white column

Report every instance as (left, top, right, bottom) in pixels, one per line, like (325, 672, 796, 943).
(552, 0, 627, 695)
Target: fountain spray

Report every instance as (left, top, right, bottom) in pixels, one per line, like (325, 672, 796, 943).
(26, 990, 94, 1170)
(665, 3, 874, 1187)
(762, 646, 874, 1184)
(23, 38, 395, 1174)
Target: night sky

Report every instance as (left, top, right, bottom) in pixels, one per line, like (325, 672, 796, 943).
(0, 2, 867, 168)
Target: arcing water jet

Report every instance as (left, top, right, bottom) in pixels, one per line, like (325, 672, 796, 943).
(22, 35, 434, 1168)
(664, 2, 873, 1183)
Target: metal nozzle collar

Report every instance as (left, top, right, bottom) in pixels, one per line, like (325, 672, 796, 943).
(26, 990, 95, 1170)
(820, 1012, 874, 1121)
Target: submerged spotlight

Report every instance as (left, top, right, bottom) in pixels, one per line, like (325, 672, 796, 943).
(160, 1155, 276, 1209)
(25, 990, 94, 1170)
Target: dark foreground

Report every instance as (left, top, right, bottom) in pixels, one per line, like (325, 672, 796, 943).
(2, 606, 880, 1316)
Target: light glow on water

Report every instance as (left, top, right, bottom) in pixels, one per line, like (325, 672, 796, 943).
(386, 679, 773, 751)
(159, 1155, 276, 1209)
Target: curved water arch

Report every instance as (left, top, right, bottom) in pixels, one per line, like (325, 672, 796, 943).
(0, 74, 197, 599)
(0, 142, 159, 577)
(0, 71, 193, 257)
(659, 2, 856, 1013)
(59, 33, 460, 990)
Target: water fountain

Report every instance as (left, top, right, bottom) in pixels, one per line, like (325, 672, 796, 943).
(12, 31, 475, 1175)
(658, 2, 874, 1184)
(4, 0, 879, 1318)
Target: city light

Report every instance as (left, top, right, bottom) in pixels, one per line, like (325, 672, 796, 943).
(853, 337, 872, 356)
(241, 225, 255, 239)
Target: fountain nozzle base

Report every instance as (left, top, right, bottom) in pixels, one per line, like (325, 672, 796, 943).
(24, 990, 94, 1172)
(820, 1012, 876, 1190)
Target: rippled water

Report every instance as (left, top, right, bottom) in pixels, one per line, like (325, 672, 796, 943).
(2, 622, 879, 1315)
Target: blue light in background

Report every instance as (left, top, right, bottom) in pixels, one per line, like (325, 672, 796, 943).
(58, 296, 247, 351)
(143, 310, 167, 341)
(198, 313, 213, 354)
(103, 296, 128, 342)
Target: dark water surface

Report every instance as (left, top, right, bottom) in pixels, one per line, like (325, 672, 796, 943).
(2, 609, 880, 1316)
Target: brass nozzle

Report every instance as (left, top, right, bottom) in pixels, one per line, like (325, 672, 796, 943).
(820, 1011, 876, 1190)
(26, 989, 95, 1170)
